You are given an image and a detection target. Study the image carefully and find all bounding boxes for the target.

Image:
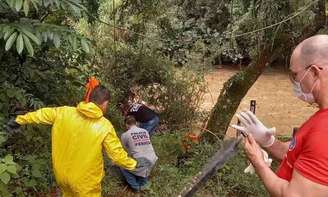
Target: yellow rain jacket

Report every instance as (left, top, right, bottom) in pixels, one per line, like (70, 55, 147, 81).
(16, 102, 137, 196)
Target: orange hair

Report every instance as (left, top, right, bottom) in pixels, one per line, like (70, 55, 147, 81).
(84, 77, 100, 102)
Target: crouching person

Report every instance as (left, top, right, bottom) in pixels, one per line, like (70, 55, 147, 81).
(120, 116, 158, 192)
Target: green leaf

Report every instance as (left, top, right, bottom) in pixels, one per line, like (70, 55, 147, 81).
(16, 33, 24, 54)
(6, 165, 16, 175)
(2, 25, 10, 34)
(35, 31, 42, 41)
(42, 32, 48, 42)
(31, 168, 41, 178)
(81, 39, 89, 53)
(6, 0, 15, 8)
(31, 0, 39, 11)
(21, 28, 41, 45)
(23, 0, 29, 16)
(68, 35, 73, 45)
(54, 0, 60, 8)
(22, 35, 34, 56)
(4, 28, 15, 40)
(0, 172, 10, 184)
(3, 155, 13, 164)
(69, 3, 81, 17)
(0, 183, 11, 197)
(47, 31, 53, 40)
(0, 164, 6, 174)
(43, 0, 51, 7)
(53, 33, 61, 48)
(25, 179, 36, 187)
(15, 0, 23, 11)
(15, 164, 22, 173)
(0, 135, 7, 147)
(5, 32, 17, 51)
(72, 36, 77, 50)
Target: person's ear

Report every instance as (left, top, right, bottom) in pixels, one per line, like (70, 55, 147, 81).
(105, 101, 109, 107)
(101, 101, 109, 112)
(311, 64, 322, 78)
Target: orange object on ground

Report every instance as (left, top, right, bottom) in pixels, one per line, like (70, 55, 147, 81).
(187, 132, 200, 143)
(182, 131, 201, 152)
(84, 77, 100, 102)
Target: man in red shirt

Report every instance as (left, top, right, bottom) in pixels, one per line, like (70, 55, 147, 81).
(232, 35, 328, 196)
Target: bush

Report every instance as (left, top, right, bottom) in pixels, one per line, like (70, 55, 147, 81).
(95, 44, 205, 130)
(140, 68, 205, 130)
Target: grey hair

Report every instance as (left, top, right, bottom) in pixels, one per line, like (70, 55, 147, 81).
(298, 35, 328, 67)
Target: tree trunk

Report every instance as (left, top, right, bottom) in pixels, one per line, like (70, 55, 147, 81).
(206, 47, 270, 139)
(205, 0, 326, 139)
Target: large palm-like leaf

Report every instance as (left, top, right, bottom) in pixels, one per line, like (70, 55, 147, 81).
(0, 0, 90, 56)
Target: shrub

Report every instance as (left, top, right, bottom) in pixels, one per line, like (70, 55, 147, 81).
(140, 67, 205, 130)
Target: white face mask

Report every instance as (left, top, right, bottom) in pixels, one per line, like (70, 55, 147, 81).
(292, 68, 317, 104)
(293, 81, 315, 103)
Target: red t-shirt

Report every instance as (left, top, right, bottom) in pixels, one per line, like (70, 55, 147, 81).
(276, 108, 328, 186)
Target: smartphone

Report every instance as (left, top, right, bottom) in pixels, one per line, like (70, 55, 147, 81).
(250, 100, 256, 114)
(236, 100, 256, 137)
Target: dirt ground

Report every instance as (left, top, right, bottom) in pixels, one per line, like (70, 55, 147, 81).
(201, 66, 317, 137)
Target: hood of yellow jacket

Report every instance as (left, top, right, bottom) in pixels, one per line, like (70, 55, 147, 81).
(77, 102, 103, 119)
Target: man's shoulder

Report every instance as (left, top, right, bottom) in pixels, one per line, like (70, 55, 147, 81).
(100, 118, 114, 128)
(51, 106, 77, 117)
(299, 112, 328, 150)
(310, 111, 328, 131)
(130, 126, 148, 133)
(312, 108, 328, 121)
(56, 105, 75, 112)
(125, 127, 149, 138)
(90, 118, 115, 136)
(299, 110, 328, 133)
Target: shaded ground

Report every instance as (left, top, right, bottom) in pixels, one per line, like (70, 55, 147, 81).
(201, 66, 317, 137)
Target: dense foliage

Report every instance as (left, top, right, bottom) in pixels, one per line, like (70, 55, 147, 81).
(0, 0, 95, 195)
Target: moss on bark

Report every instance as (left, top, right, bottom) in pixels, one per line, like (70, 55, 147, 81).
(206, 48, 270, 139)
